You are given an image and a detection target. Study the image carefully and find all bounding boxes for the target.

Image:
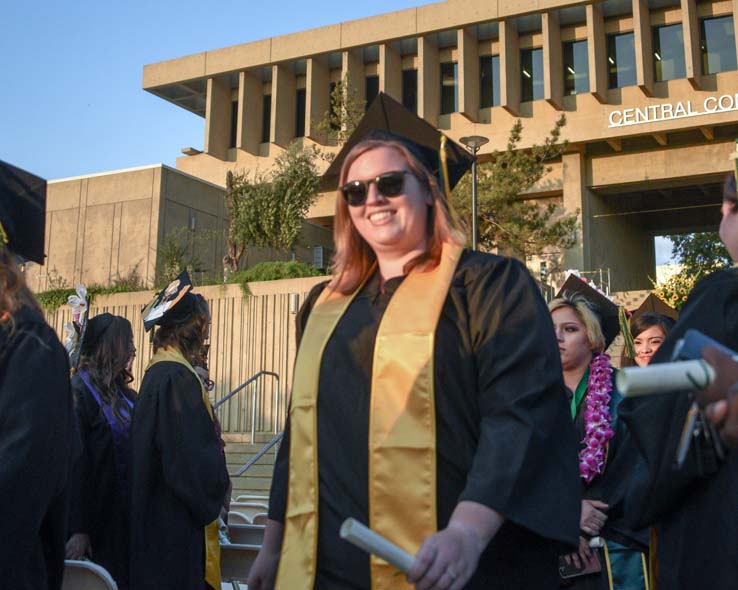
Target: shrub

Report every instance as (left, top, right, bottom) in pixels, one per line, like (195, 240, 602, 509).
(227, 261, 324, 294)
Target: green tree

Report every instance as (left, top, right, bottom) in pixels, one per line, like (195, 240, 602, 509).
(668, 231, 731, 275)
(223, 142, 321, 275)
(157, 227, 218, 286)
(451, 116, 579, 262)
(313, 74, 366, 145)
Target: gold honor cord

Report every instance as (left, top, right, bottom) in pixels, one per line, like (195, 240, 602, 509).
(439, 134, 452, 196)
(277, 243, 463, 590)
(146, 348, 221, 589)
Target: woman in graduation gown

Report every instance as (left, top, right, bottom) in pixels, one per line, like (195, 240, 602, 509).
(248, 93, 581, 590)
(619, 173, 738, 589)
(129, 275, 230, 590)
(549, 284, 648, 590)
(0, 161, 74, 590)
(66, 313, 136, 589)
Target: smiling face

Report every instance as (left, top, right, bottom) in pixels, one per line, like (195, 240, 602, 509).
(551, 306, 594, 372)
(344, 146, 431, 261)
(633, 324, 666, 367)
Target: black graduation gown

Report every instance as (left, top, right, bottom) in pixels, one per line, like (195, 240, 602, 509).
(0, 305, 74, 590)
(269, 250, 582, 589)
(129, 361, 229, 590)
(619, 267, 738, 589)
(68, 374, 132, 589)
(563, 377, 648, 590)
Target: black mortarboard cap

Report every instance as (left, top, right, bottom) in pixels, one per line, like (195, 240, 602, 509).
(322, 93, 474, 193)
(142, 271, 196, 332)
(631, 292, 678, 323)
(0, 160, 47, 264)
(80, 313, 117, 354)
(556, 273, 621, 349)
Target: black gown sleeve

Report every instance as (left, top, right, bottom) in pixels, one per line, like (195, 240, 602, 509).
(148, 367, 229, 526)
(0, 317, 73, 589)
(67, 377, 93, 536)
(620, 268, 738, 528)
(268, 281, 328, 523)
(458, 257, 581, 546)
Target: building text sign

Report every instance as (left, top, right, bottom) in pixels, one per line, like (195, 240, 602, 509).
(608, 94, 738, 128)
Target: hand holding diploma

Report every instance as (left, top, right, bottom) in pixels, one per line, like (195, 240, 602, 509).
(342, 501, 502, 589)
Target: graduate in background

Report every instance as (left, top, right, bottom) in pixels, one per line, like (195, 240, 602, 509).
(248, 94, 581, 590)
(129, 272, 229, 590)
(66, 313, 137, 589)
(549, 277, 648, 590)
(619, 173, 738, 589)
(619, 294, 676, 369)
(0, 161, 74, 590)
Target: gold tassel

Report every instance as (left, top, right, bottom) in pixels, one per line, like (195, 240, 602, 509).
(439, 134, 452, 196)
(619, 306, 636, 358)
(0, 220, 8, 246)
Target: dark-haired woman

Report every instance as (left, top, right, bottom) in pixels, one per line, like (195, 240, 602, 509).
(130, 288, 229, 590)
(65, 313, 136, 589)
(620, 312, 674, 368)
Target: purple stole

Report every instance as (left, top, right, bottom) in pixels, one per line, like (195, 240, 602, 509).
(78, 370, 134, 492)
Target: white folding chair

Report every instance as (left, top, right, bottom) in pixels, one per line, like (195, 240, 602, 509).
(229, 501, 269, 521)
(228, 523, 266, 545)
(62, 560, 118, 590)
(220, 543, 260, 583)
(227, 511, 251, 525)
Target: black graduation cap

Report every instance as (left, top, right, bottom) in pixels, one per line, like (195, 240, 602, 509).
(142, 270, 196, 332)
(556, 273, 621, 349)
(631, 292, 678, 323)
(0, 160, 47, 264)
(321, 92, 474, 193)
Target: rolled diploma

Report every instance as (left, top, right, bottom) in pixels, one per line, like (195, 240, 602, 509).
(617, 360, 715, 397)
(340, 518, 415, 573)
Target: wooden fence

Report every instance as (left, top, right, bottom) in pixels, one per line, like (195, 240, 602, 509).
(44, 277, 326, 440)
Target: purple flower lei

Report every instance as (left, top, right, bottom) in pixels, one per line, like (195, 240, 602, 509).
(579, 353, 615, 483)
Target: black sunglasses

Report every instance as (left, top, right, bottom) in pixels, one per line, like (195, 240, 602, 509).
(340, 171, 412, 206)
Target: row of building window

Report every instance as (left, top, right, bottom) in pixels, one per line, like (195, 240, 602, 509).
(229, 15, 736, 147)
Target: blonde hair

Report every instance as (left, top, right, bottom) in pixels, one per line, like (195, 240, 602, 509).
(549, 293, 606, 354)
(329, 139, 465, 294)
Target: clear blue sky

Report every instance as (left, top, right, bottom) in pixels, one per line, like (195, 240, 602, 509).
(1, 0, 424, 181)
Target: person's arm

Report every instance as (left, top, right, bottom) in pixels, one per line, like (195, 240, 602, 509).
(0, 324, 73, 581)
(247, 519, 284, 590)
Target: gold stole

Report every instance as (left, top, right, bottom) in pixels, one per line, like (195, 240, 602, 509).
(276, 243, 463, 590)
(147, 348, 221, 590)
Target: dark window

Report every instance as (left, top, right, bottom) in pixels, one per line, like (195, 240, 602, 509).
(365, 75, 379, 109)
(261, 94, 271, 143)
(402, 69, 418, 113)
(295, 88, 306, 138)
(701, 16, 737, 74)
(607, 32, 636, 88)
(229, 100, 238, 149)
(479, 55, 500, 108)
(520, 48, 543, 101)
(440, 62, 458, 114)
(563, 40, 590, 95)
(329, 82, 339, 130)
(653, 24, 686, 81)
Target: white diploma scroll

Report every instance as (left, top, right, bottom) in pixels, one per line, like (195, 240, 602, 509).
(340, 518, 415, 573)
(616, 360, 716, 397)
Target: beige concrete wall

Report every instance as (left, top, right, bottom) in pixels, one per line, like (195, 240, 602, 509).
(43, 277, 327, 437)
(26, 165, 228, 291)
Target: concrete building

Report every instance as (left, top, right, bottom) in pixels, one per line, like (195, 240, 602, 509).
(143, 0, 738, 291)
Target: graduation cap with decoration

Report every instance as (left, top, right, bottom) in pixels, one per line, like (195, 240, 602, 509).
(142, 270, 199, 332)
(322, 92, 474, 195)
(0, 160, 47, 264)
(555, 273, 625, 351)
(630, 292, 678, 324)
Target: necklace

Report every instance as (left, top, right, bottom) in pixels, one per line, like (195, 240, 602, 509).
(579, 353, 615, 483)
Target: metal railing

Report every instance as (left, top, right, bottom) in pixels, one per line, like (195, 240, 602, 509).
(213, 370, 281, 441)
(230, 432, 284, 478)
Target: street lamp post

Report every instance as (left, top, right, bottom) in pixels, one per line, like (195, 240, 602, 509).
(459, 135, 489, 251)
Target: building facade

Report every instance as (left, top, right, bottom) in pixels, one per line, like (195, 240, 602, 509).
(143, 0, 738, 291)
